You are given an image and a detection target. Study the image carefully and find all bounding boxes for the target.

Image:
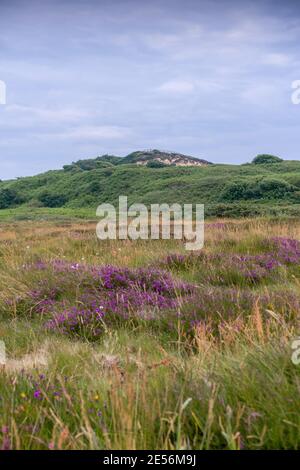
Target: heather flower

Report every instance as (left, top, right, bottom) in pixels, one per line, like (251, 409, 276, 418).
(19, 260, 195, 339)
(33, 389, 42, 400)
(1, 436, 11, 450)
(161, 236, 300, 285)
(15, 236, 300, 340)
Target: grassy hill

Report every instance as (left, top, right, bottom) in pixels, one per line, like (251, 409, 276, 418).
(1, 152, 300, 219)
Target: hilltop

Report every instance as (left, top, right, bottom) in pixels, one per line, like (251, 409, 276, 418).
(119, 149, 212, 167)
(1, 151, 300, 219)
(60, 150, 211, 172)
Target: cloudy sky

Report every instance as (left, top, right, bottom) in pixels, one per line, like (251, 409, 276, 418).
(0, 0, 300, 179)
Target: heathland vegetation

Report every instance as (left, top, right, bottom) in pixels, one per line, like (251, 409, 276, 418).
(0, 218, 299, 449)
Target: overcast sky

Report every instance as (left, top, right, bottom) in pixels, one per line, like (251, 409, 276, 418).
(0, 0, 300, 179)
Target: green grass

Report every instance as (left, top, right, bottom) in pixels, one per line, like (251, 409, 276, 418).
(0, 206, 96, 222)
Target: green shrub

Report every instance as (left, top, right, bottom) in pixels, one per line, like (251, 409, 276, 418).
(146, 160, 166, 168)
(38, 192, 67, 207)
(252, 154, 283, 164)
(221, 178, 294, 202)
(258, 178, 294, 198)
(0, 188, 24, 209)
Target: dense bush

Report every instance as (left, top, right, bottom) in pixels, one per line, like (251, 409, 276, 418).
(0, 188, 23, 209)
(146, 160, 167, 168)
(38, 192, 67, 208)
(220, 178, 295, 202)
(258, 178, 294, 197)
(220, 182, 258, 201)
(62, 164, 79, 172)
(252, 154, 283, 164)
(87, 181, 103, 194)
(63, 156, 120, 172)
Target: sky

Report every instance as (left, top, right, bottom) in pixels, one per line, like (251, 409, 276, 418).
(0, 0, 300, 179)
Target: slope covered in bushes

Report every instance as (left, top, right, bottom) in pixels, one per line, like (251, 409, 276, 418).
(1, 155, 300, 217)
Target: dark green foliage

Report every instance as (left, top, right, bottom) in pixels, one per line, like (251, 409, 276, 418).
(63, 164, 80, 172)
(0, 188, 23, 209)
(252, 154, 283, 164)
(146, 160, 166, 168)
(63, 155, 121, 172)
(221, 178, 295, 202)
(38, 192, 67, 208)
(259, 178, 294, 197)
(95, 154, 122, 165)
(221, 182, 257, 201)
(87, 181, 102, 194)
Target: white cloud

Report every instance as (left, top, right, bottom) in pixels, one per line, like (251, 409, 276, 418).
(158, 80, 195, 94)
(262, 53, 292, 66)
(142, 32, 182, 51)
(5, 104, 89, 123)
(240, 83, 281, 106)
(56, 125, 131, 140)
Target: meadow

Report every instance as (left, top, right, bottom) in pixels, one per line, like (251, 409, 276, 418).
(0, 217, 299, 450)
